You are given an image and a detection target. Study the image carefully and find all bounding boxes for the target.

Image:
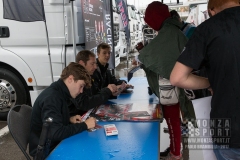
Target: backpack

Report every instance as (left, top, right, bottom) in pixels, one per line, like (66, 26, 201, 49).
(159, 77, 179, 106)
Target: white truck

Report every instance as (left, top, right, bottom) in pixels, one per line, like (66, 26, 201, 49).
(112, 0, 127, 58)
(0, 0, 120, 119)
(168, 0, 208, 23)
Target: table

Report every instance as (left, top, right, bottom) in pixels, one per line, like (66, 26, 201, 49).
(109, 77, 159, 104)
(47, 121, 159, 160)
(47, 77, 160, 160)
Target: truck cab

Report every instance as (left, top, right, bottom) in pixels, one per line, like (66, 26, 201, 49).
(0, 0, 88, 119)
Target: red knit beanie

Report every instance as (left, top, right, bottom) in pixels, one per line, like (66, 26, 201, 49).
(144, 1, 171, 31)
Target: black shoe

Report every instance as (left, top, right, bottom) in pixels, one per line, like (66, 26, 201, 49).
(160, 147, 170, 158)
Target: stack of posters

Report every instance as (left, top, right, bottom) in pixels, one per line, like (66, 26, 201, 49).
(82, 103, 163, 122)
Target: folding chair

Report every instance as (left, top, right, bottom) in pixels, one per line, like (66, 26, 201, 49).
(7, 104, 32, 160)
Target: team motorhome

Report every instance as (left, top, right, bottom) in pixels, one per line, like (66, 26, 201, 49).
(135, 10, 144, 44)
(127, 5, 137, 52)
(112, 0, 127, 58)
(168, 0, 208, 25)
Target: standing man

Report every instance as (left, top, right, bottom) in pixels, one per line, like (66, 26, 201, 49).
(70, 50, 118, 116)
(29, 62, 96, 157)
(170, 0, 240, 159)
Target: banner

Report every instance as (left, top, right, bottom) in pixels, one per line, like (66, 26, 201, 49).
(102, 0, 115, 69)
(81, 0, 115, 69)
(3, 0, 45, 22)
(115, 0, 130, 46)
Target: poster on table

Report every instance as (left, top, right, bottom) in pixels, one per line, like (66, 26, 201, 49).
(82, 103, 163, 122)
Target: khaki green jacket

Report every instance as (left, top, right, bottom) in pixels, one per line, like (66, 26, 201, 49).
(139, 17, 196, 121)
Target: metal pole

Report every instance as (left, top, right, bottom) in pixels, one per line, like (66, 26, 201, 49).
(70, 0, 77, 56)
(126, 0, 130, 70)
(126, 44, 129, 69)
(109, 0, 116, 69)
(44, 21, 54, 83)
(41, 0, 54, 82)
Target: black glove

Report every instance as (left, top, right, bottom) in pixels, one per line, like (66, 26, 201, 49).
(148, 87, 153, 95)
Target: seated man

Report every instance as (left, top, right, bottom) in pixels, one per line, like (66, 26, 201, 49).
(29, 62, 96, 157)
(93, 42, 132, 96)
(70, 50, 118, 116)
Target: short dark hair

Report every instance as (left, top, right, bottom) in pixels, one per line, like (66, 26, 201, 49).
(97, 43, 111, 54)
(170, 10, 181, 21)
(60, 62, 91, 88)
(76, 50, 95, 65)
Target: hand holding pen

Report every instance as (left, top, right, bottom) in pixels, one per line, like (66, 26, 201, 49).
(70, 115, 82, 124)
(85, 117, 96, 129)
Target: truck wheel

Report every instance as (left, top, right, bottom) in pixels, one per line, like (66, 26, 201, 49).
(0, 68, 28, 120)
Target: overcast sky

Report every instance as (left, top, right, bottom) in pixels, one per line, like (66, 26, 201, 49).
(127, 0, 186, 9)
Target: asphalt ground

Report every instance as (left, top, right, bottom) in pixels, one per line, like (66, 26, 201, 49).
(0, 121, 7, 129)
(0, 132, 28, 160)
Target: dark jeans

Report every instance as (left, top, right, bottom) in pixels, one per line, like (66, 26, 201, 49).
(213, 145, 240, 160)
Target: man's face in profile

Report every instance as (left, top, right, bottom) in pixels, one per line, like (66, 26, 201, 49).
(82, 56, 97, 75)
(67, 75, 85, 98)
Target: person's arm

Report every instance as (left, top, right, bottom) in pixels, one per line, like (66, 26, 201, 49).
(170, 62, 210, 90)
(41, 97, 92, 142)
(75, 87, 112, 111)
(107, 70, 127, 85)
(70, 115, 82, 123)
